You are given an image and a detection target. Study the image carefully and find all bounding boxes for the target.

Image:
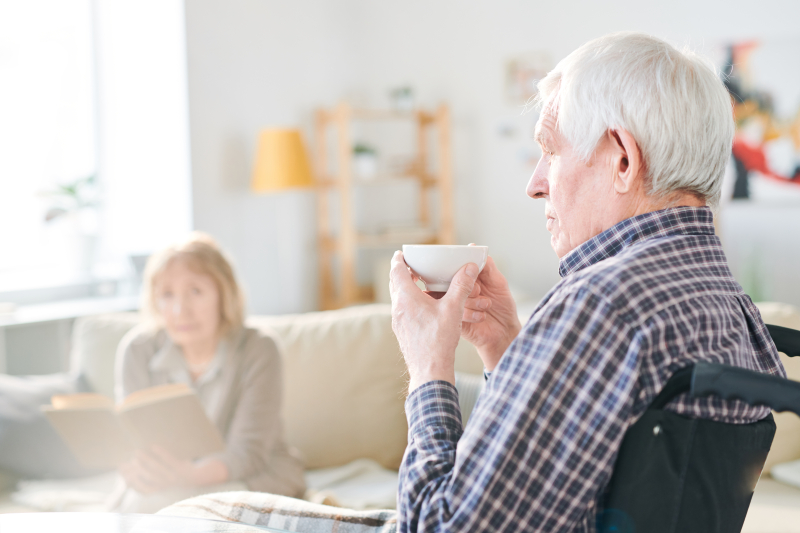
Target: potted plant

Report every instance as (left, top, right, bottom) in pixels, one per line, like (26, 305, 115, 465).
(353, 143, 378, 181)
(42, 174, 100, 275)
(390, 86, 415, 112)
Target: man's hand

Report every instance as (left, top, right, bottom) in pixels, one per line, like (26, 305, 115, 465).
(461, 256, 521, 371)
(390, 250, 479, 393)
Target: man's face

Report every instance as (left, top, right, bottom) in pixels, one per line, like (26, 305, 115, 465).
(527, 102, 618, 258)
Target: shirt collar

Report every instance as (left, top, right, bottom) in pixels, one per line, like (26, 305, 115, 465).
(149, 332, 236, 386)
(558, 206, 716, 278)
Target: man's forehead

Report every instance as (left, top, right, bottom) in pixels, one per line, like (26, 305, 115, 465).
(541, 90, 560, 117)
(535, 110, 558, 142)
(534, 91, 559, 141)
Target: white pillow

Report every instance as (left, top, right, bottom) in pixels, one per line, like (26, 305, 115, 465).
(756, 302, 800, 473)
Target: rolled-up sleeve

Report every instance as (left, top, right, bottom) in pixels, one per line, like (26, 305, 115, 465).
(398, 288, 638, 533)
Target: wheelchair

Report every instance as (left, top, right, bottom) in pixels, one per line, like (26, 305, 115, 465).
(600, 324, 800, 533)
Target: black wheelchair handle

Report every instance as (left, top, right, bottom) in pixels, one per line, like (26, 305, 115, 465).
(766, 324, 800, 358)
(692, 361, 800, 418)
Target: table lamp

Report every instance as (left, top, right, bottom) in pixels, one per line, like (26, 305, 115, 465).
(251, 129, 314, 192)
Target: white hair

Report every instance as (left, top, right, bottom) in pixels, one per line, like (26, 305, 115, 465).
(535, 32, 734, 206)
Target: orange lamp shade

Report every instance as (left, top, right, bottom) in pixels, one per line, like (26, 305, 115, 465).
(251, 129, 314, 192)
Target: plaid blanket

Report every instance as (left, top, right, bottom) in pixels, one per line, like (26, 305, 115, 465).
(157, 491, 397, 533)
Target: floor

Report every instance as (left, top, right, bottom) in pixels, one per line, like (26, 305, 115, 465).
(743, 477, 800, 533)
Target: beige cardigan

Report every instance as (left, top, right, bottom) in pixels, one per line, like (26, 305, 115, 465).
(115, 325, 306, 497)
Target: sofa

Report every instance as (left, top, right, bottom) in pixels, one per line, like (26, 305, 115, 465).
(0, 303, 485, 513)
(1, 301, 800, 532)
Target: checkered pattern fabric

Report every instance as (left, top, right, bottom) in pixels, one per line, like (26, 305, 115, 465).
(399, 206, 785, 533)
(157, 491, 397, 532)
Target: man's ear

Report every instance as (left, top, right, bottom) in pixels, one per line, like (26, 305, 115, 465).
(608, 129, 643, 194)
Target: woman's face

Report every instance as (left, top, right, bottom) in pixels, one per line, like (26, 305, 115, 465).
(154, 260, 221, 348)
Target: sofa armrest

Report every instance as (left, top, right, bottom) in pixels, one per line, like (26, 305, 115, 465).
(69, 312, 140, 397)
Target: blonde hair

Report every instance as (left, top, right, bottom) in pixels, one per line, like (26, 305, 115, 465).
(142, 232, 245, 336)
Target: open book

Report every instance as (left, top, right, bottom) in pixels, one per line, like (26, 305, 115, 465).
(42, 383, 225, 470)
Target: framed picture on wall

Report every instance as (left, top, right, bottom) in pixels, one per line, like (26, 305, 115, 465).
(720, 39, 800, 203)
(717, 39, 800, 307)
(505, 51, 552, 108)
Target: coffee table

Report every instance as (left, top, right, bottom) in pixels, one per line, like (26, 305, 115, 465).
(0, 512, 291, 532)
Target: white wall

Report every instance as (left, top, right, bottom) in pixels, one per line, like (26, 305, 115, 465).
(184, 0, 358, 314)
(346, 0, 800, 304)
(184, 0, 800, 312)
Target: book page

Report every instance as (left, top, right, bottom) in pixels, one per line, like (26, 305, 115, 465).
(119, 393, 224, 460)
(43, 383, 222, 467)
(42, 408, 133, 469)
(51, 393, 114, 410)
(120, 382, 192, 410)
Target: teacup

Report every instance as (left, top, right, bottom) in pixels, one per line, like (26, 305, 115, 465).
(402, 245, 488, 292)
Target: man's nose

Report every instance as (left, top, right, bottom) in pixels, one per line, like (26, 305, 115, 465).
(527, 157, 549, 199)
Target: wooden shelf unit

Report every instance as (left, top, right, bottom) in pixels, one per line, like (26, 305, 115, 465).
(314, 102, 455, 310)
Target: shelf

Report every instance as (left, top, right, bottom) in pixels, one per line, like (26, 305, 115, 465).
(318, 108, 437, 124)
(316, 175, 437, 188)
(320, 230, 438, 252)
(357, 228, 438, 247)
(321, 229, 439, 249)
(350, 109, 436, 122)
(315, 102, 453, 310)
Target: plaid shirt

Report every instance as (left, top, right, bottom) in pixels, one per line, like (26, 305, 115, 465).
(399, 206, 785, 533)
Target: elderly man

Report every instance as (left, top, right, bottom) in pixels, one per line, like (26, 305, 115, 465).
(389, 32, 785, 532)
(156, 32, 785, 533)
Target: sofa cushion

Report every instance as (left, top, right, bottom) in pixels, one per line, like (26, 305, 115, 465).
(70, 312, 141, 397)
(249, 304, 408, 470)
(71, 305, 412, 471)
(756, 302, 800, 473)
(304, 458, 398, 509)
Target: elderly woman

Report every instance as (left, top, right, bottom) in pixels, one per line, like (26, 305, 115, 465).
(111, 233, 304, 513)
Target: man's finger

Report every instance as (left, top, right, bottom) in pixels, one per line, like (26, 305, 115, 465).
(390, 251, 423, 298)
(464, 296, 491, 311)
(477, 256, 498, 283)
(444, 263, 479, 306)
(468, 280, 481, 298)
(462, 309, 486, 323)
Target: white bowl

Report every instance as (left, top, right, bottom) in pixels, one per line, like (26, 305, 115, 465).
(402, 245, 488, 292)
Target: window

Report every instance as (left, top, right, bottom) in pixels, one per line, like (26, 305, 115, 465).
(0, 0, 193, 298)
(0, 0, 98, 292)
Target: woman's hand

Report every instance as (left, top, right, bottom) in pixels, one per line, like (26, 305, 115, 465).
(460, 256, 521, 371)
(119, 446, 229, 494)
(119, 446, 193, 494)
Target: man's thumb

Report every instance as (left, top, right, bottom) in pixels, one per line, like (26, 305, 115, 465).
(445, 263, 479, 305)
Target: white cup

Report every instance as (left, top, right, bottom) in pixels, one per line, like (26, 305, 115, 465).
(402, 245, 488, 292)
